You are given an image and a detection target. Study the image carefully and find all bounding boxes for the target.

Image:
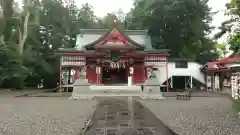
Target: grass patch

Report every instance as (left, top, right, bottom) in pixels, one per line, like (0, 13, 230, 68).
(232, 98, 240, 113)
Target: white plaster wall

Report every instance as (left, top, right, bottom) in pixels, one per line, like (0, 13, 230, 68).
(157, 62, 205, 85)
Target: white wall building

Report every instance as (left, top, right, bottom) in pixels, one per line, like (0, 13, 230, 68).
(156, 60, 205, 90)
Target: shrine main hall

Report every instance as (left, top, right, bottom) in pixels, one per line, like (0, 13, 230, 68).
(58, 28, 170, 99)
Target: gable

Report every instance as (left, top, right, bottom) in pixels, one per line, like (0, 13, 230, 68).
(84, 28, 145, 50)
(96, 28, 129, 46)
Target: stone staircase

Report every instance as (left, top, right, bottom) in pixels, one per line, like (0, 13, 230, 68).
(69, 90, 164, 100)
(89, 85, 142, 91)
(69, 79, 164, 100)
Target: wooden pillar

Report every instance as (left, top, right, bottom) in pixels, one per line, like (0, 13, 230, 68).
(145, 67, 148, 80)
(142, 65, 145, 82)
(66, 68, 71, 92)
(166, 62, 169, 93)
(190, 76, 193, 88)
(59, 64, 62, 90)
(74, 68, 78, 81)
(207, 73, 212, 91)
(212, 72, 215, 91)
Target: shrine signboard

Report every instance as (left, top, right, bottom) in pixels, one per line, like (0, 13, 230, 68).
(61, 56, 86, 66)
(144, 56, 167, 66)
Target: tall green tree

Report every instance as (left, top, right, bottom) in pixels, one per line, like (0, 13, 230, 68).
(24, 1, 99, 88)
(77, 3, 97, 29)
(128, 0, 218, 63)
(215, 0, 240, 54)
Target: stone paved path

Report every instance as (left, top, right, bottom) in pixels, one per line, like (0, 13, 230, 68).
(84, 97, 177, 135)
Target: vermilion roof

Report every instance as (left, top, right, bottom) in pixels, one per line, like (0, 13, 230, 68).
(205, 62, 226, 70)
(215, 55, 240, 64)
(201, 55, 240, 72)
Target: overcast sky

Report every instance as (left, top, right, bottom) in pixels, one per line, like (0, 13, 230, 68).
(16, 0, 229, 42)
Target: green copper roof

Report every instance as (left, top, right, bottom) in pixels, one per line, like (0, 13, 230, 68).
(75, 28, 153, 51)
(58, 47, 170, 54)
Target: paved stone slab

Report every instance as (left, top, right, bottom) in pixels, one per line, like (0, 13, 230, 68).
(84, 97, 177, 135)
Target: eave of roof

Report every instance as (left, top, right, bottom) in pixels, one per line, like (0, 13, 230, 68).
(201, 55, 240, 71)
(58, 48, 170, 55)
(200, 61, 229, 72)
(168, 58, 195, 62)
(80, 29, 147, 34)
(215, 55, 240, 64)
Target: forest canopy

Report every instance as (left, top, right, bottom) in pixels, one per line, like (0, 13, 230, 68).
(0, 0, 231, 89)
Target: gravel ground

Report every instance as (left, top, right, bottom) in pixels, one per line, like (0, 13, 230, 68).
(0, 93, 239, 135)
(140, 97, 240, 135)
(0, 97, 97, 135)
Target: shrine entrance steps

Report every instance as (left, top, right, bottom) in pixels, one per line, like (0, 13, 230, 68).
(69, 85, 164, 100)
(89, 85, 141, 91)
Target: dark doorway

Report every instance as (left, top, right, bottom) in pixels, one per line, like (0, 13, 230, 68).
(102, 67, 127, 84)
(173, 76, 186, 89)
(171, 76, 191, 92)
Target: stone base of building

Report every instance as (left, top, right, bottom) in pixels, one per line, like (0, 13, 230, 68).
(89, 85, 142, 91)
(69, 85, 164, 100)
(69, 93, 164, 100)
(69, 79, 164, 100)
(69, 95, 94, 100)
(140, 95, 164, 100)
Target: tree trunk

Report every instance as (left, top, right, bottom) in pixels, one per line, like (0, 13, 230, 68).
(19, 11, 30, 55)
(16, 0, 31, 88)
(1, 0, 14, 41)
